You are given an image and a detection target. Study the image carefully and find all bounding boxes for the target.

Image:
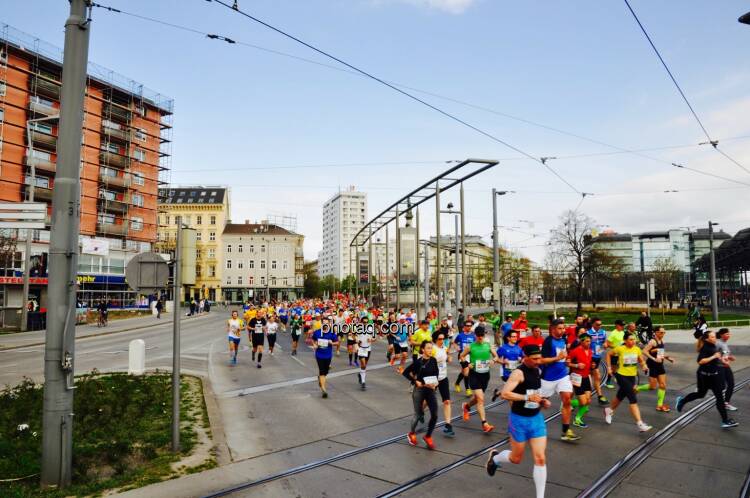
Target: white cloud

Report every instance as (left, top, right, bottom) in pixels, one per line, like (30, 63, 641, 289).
(385, 0, 476, 14)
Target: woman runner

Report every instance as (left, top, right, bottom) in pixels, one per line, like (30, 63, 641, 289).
(227, 310, 243, 365)
(312, 321, 339, 398)
(636, 325, 675, 412)
(405, 340, 440, 450)
(289, 313, 302, 356)
(603, 332, 652, 432)
(567, 333, 594, 428)
(432, 332, 455, 437)
(716, 328, 737, 412)
(676, 330, 739, 428)
(266, 315, 279, 355)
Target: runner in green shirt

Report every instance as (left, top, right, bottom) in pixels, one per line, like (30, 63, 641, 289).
(410, 319, 434, 358)
(459, 327, 501, 433)
(605, 319, 626, 388)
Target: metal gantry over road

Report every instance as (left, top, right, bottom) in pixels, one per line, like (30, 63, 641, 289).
(348, 158, 498, 319)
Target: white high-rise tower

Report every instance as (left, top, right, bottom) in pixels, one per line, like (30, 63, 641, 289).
(318, 187, 368, 279)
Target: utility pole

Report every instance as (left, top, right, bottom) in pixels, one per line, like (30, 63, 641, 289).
(385, 226, 389, 310)
(172, 216, 182, 452)
(454, 214, 460, 315)
(395, 205, 401, 314)
(423, 241, 430, 317)
(41, 0, 91, 488)
(708, 221, 720, 321)
(492, 190, 508, 317)
(459, 183, 466, 310)
(435, 183, 441, 320)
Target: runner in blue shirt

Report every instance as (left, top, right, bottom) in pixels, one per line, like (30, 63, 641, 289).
(492, 330, 523, 402)
(540, 319, 580, 442)
(587, 317, 609, 405)
(501, 314, 514, 343)
(312, 324, 339, 398)
(453, 323, 476, 394)
(277, 305, 288, 327)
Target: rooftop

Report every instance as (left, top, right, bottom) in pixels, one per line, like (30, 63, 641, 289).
(158, 187, 227, 205)
(223, 223, 301, 237)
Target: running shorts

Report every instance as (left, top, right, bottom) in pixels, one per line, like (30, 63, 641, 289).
(316, 357, 332, 376)
(279, 316, 288, 324)
(508, 411, 546, 443)
(460, 360, 470, 369)
(251, 333, 265, 347)
(437, 377, 450, 402)
(347, 339, 356, 346)
(387, 334, 395, 345)
(540, 376, 574, 397)
(610, 355, 619, 369)
(469, 371, 490, 391)
(357, 348, 371, 360)
(591, 357, 602, 369)
(267, 334, 277, 349)
(228, 336, 240, 346)
(393, 343, 408, 354)
(573, 376, 592, 396)
(615, 373, 638, 404)
(647, 360, 665, 377)
(291, 331, 301, 341)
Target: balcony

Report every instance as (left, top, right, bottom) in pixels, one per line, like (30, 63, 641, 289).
(97, 221, 128, 237)
(24, 155, 56, 175)
(99, 170, 131, 190)
(31, 77, 60, 101)
(102, 102, 132, 123)
(28, 130, 57, 151)
(99, 150, 130, 169)
(25, 184, 53, 202)
(98, 197, 129, 214)
(102, 124, 130, 143)
(28, 99, 57, 117)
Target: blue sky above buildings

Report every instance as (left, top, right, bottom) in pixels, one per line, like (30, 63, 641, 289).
(4, 0, 750, 261)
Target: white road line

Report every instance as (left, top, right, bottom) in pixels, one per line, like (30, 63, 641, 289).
(221, 362, 393, 398)
(290, 354, 305, 367)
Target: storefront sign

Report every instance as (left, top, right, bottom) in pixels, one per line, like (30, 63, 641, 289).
(0, 275, 127, 285)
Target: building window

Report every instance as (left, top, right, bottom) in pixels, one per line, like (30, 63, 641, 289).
(271, 260, 277, 270)
(183, 215, 191, 225)
(210, 215, 216, 225)
(209, 231, 216, 241)
(196, 248, 201, 259)
(271, 277, 277, 286)
(101, 142, 119, 153)
(250, 245, 254, 253)
(30, 122, 52, 134)
(0, 108, 3, 122)
(132, 172, 145, 186)
(98, 213, 115, 225)
(282, 260, 288, 270)
(131, 217, 143, 231)
(249, 260, 254, 269)
(237, 276, 243, 285)
(132, 193, 144, 207)
(196, 215, 202, 225)
(29, 149, 51, 161)
(209, 265, 216, 277)
(260, 260, 266, 269)
(136, 104, 146, 117)
(196, 265, 202, 277)
(196, 231, 202, 241)
(133, 148, 146, 162)
(0, 81, 5, 97)
(25, 175, 49, 189)
(238, 244, 243, 253)
(226, 260, 232, 269)
(227, 244, 232, 253)
(208, 248, 215, 258)
(238, 260, 244, 269)
(261, 245, 266, 253)
(248, 276, 254, 285)
(226, 276, 231, 285)
(135, 128, 147, 141)
(261, 276, 265, 285)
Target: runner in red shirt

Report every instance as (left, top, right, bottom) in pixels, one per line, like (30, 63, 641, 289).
(518, 324, 544, 349)
(512, 310, 529, 335)
(567, 333, 594, 428)
(565, 315, 585, 346)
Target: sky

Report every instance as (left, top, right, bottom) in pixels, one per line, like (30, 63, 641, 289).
(4, 0, 750, 263)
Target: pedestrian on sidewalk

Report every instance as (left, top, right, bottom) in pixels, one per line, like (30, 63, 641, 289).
(155, 299, 163, 319)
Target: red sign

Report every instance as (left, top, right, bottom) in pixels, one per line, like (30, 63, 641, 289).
(0, 277, 49, 285)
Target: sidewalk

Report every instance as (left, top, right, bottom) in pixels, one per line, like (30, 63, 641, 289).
(0, 311, 213, 351)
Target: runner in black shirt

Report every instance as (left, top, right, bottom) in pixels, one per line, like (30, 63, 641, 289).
(405, 340, 439, 450)
(248, 312, 267, 369)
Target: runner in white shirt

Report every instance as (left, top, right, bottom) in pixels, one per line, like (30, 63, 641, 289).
(357, 324, 377, 390)
(432, 332, 455, 437)
(227, 310, 243, 365)
(266, 315, 279, 356)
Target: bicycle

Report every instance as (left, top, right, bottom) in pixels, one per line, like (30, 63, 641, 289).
(98, 310, 108, 328)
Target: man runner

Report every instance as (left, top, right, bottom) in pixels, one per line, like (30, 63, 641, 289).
(587, 318, 609, 405)
(460, 325, 500, 433)
(540, 319, 580, 442)
(248, 310, 267, 369)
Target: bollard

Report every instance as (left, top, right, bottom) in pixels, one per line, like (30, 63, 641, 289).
(129, 339, 146, 375)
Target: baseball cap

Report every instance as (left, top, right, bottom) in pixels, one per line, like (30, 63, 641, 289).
(523, 344, 542, 356)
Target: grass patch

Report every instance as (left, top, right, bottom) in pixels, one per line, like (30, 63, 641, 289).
(0, 371, 208, 497)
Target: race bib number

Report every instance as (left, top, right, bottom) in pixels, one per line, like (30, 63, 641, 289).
(268, 328, 276, 335)
(556, 347, 566, 362)
(594, 344, 603, 356)
(655, 348, 665, 360)
(475, 359, 490, 373)
(399, 341, 409, 348)
(423, 376, 438, 386)
(317, 338, 329, 348)
(438, 364, 448, 380)
(524, 389, 540, 409)
(571, 373, 582, 387)
(506, 360, 518, 371)
(623, 354, 638, 366)
(519, 330, 527, 338)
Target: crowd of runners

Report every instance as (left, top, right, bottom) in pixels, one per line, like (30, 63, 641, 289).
(224, 297, 740, 498)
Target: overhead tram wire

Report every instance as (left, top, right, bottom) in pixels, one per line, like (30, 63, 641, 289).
(622, 0, 750, 176)
(89, 3, 750, 189)
(201, 0, 581, 194)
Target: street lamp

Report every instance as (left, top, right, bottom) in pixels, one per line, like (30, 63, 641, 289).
(440, 202, 462, 315)
(708, 221, 720, 321)
(20, 114, 60, 332)
(492, 189, 515, 317)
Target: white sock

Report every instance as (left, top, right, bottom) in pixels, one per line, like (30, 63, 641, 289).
(533, 465, 547, 498)
(492, 449, 512, 465)
(361, 370, 366, 383)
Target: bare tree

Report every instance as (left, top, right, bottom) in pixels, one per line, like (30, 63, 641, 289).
(651, 257, 681, 309)
(0, 230, 19, 277)
(542, 247, 567, 317)
(549, 210, 596, 315)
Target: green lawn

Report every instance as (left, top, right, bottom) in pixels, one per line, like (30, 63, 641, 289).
(0, 372, 211, 498)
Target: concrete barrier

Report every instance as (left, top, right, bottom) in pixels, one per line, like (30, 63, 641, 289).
(129, 339, 145, 375)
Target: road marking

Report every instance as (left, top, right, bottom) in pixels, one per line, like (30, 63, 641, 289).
(0, 348, 42, 353)
(290, 354, 305, 367)
(222, 362, 392, 398)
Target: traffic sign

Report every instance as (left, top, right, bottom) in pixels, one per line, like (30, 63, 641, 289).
(482, 286, 492, 301)
(0, 202, 47, 229)
(125, 252, 170, 293)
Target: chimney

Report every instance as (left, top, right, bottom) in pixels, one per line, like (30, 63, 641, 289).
(245, 219, 249, 224)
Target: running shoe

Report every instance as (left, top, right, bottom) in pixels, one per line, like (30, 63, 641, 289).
(358, 373, 362, 385)
(605, 382, 615, 389)
(725, 403, 738, 412)
(454, 383, 462, 393)
(389, 357, 396, 366)
(257, 363, 262, 369)
(561, 429, 581, 442)
(675, 395, 685, 413)
(637, 421, 652, 432)
(462, 403, 471, 421)
(721, 419, 739, 428)
(466, 388, 474, 397)
(442, 425, 455, 437)
(656, 405, 671, 412)
(398, 366, 404, 374)
(322, 391, 328, 399)
(361, 383, 366, 391)
(573, 419, 588, 429)
(604, 407, 613, 425)
(597, 395, 609, 406)
(482, 422, 495, 434)
(422, 435, 436, 450)
(407, 432, 418, 446)
(386, 352, 392, 362)
(491, 389, 500, 403)
(336, 351, 340, 357)
(486, 450, 500, 476)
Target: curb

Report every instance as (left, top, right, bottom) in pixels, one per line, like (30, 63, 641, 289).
(0, 313, 215, 352)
